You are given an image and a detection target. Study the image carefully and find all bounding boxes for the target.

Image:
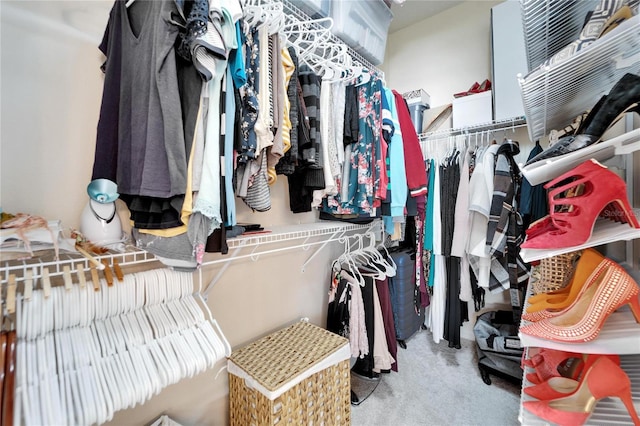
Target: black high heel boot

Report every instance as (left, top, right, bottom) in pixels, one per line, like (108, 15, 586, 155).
(526, 73, 640, 166)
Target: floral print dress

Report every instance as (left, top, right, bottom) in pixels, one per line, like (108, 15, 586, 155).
(324, 77, 382, 215)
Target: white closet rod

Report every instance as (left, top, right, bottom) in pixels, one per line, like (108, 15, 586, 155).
(419, 116, 527, 141)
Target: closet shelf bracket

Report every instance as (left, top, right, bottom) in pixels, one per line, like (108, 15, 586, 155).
(300, 229, 344, 273)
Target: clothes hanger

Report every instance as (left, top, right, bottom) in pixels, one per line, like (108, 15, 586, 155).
(193, 270, 231, 359)
(283, 18, 334, 65)
(352, 235, 386, 280)
(353, 65, 371, 87)
(364, 233, 395, 277)
(377, 242, 397, 274)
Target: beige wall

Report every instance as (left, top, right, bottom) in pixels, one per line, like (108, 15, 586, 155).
(383, 0, 502, 107)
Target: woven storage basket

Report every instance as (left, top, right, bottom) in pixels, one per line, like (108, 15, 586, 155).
(228, 321, 350, 426)
(531, 250, 582, 295)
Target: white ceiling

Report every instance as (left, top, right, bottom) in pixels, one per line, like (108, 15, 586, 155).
(3, 0, 464, 45)
(389, 0, 464, 33)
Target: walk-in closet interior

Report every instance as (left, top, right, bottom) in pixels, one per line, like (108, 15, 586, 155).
(1, 0, 640, 424)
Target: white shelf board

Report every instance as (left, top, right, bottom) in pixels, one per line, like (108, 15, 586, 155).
(519, 354, 640, 425)
(519, 307, 640, 355)
(520, 215, 640, 263)
(226, 220, 381, 249)
(520, 128, 640, 186)
(519, 15, 640, 142)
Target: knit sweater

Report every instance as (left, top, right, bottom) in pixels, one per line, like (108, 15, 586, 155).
(298, 65, 325, 190)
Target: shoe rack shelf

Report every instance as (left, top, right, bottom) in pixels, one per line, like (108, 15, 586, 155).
(520, 213, 640, 263)
(518, 13, 640, 142)
(519, 128, 640, 186)
(519, 307, 640, 354)
(518, 354, 640, 425)
(517, 4, 640, 424)
(521, 0, 600, 71)
(518, 275, 640, 425)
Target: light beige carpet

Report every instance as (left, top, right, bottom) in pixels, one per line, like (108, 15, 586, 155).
(350, 329, 521, 426)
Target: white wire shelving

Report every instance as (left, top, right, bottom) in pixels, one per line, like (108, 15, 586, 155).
(418, 116, 527, 141)
(0, 220, 382, 292)
(0, 246, 158, 285)
(521, 0, 599, 71)
(517, 3, 640, 424)
(201, 220, 382, 295)
(280, 0, 384, 76)
(418, 116, 527, 159)
(519, 14, 640, 142)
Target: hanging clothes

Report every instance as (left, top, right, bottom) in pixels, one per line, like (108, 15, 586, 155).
(485, 139, 530, 321)
(327, 269, 351, 339)
(276, 46, 299, 176)
(343, 270, 368, 359)
(424, 159, 436, 288)
(439, 150, 465, 349)
(467, 143, 500, 290)
(450, 148, 472, 304)
(372, 283, 395, 373)
(393, 90, 428, 198)
(345, 78, 382, 215)
(352, 275, 376, 378)
(381, 86, 407, 235)
(375, 277, 398, 372)
(94, 0, 191, 230)
(428, 162, 446, 344)
(519, 141, 548, 229)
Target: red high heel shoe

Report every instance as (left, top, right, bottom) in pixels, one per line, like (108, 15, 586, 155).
(526, 197, 630, 241)
(523, 353, 620, 400)
(522, 348, 583, 385)
(523, 356, 640, 426)
(453, 81, 479, 98)
(522, 159, 640, 249)
(520, 259, 640, 343)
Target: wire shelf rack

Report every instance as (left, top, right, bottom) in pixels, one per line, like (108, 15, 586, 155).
(519, 14, 640, 141)
(520, 0, 600, 71)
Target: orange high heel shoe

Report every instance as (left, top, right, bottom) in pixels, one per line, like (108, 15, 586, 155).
(523, 356, 640, 426)
(520, 259, 640, 343)
(523, 353, 620, 400)
(523, 249, 605, 321)
(521, 159, 640, 250)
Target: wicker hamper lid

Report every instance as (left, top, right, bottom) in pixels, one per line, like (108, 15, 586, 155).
(228, 321, 349, 392)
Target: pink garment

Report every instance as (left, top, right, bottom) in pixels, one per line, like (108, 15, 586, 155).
(343, 270, 369, 359)
(376, 136, 389, 202)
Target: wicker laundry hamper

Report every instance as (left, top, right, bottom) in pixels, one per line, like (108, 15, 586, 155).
(228, 321, 351, 425)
